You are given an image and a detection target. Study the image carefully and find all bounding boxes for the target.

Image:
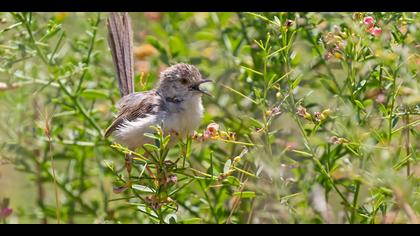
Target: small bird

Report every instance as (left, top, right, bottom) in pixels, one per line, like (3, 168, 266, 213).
(104, 13, 211, 173)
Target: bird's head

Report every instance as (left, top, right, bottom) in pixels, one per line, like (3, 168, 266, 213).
(157, 63, 212, 100)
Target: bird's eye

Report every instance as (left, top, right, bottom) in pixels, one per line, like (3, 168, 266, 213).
(180, 78, 188, 85)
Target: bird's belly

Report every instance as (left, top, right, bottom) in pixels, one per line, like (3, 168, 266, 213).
(163, 109, 202, 140)
(113, 115, 157, 150)
(113, 103, 203, 150)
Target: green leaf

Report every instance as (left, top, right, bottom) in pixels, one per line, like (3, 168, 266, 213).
(234, 191, 256, 199)
(163, 135, 171, 148)
(146, 35, 167, 54)
(169, 35, 186, 56)
(353, 80, 367, 94)
(267, 45, 287, 58)
(391, 115, 399, 128)
(248, 117, 264, 128)
(194, 31, 216, 41)
(218, 12, 233, 27)
(291, 76, 302, 90)
(379, 187, 393, 196)
(291, 149, 313, 157)
(273, 16, 281, 26)
(143, 133, 158, 139)
(378, 103, 388, 116)
(143, 143, 159, 152)
(179, 218, 202, 224)
(241, 65, 263, 76)
(319, 78, 338, 94)
(103, 160, 114, 172)
(354, 100, 365, 110)
(81, 89, 108, 99)
(221, 84, 257, 104)
(132, 184, 155, 193)
(224, 176, 241, 187)
(44, 23, 63, 40)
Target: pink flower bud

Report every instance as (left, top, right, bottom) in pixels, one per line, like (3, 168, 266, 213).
(285, 19, 294, 27)
(271, 107, 282, 117)
(296, 106, 307, 117)
(112, 185, 129, 194)
(324, 52, 333, 60)
(363, 16, 375, 27)
(314, 111, 322, 122)
(227, 131, 236, 140)
(166, 175, 177, 185)
(371, 27, 382, 37)
(203, 130, 211, 140)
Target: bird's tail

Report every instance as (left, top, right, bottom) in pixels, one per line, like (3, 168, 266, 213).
(107, 12, 135, 97)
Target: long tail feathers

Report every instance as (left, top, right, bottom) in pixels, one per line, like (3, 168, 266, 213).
(107, 12, 135, 97)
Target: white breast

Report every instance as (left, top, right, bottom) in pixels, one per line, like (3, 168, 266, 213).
(162, 97, 204, 139)
(113, 115, 158, 150)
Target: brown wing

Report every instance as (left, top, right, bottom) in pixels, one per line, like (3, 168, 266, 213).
(104, 91, 161, 137)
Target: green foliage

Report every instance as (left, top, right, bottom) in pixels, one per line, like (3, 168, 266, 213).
(0, 12, 419, 224)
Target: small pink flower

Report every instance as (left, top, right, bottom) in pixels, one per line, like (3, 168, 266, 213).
(206, 123, 219, 135)
(203, 131, 211, 140)
(375, 93, 386, 103)
(370, 27, 382, 37)
(166, 175, 177, 184)
(0, 207, 12, 220)
(314, 111, 322, 122)
(296, 106, 307, 117)
(296, 106, 311, 120)
(270, 107, 282, 117)
(363, 16, 375, 27)
(285, 141, 298, 150)
(329, 136, 340, 144)
(0, 198, 12, 220)
(324, 52, 333, 60)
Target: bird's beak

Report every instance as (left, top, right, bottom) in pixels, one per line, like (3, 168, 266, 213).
(191, 79, 212, 96)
